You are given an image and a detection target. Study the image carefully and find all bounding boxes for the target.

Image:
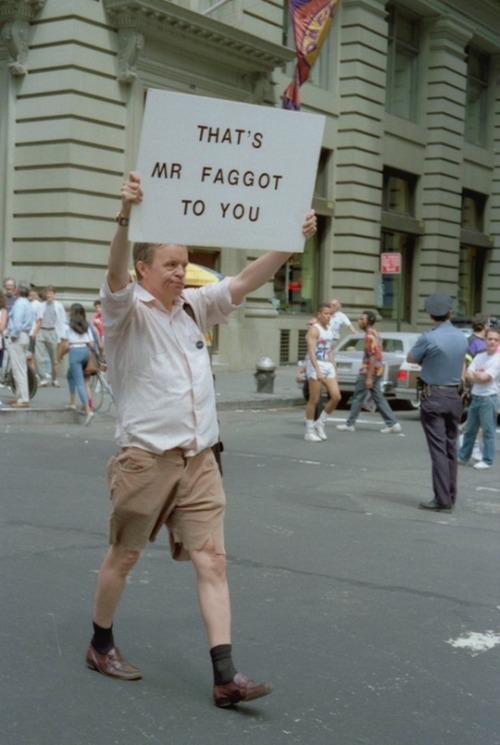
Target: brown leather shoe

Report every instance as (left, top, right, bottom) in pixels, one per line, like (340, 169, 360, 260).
(85, 644, 142, 680)
(213, 672, 274, 707)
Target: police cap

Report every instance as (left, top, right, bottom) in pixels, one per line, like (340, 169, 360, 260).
(424, 292, 453, 317)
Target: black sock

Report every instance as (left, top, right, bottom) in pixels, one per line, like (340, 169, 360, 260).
(91, 621, 114, 654)
(210, 644, 237, 685)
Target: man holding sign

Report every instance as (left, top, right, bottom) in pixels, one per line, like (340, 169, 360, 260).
(86, 171, 316, 707)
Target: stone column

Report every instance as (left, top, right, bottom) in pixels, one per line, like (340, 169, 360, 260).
(485, 54, 500, 311)
(417, 16, 472, 312)
(332, 0, 388, 309)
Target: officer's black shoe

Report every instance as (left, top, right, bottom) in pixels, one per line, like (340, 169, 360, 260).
(418, 499, 452, 513)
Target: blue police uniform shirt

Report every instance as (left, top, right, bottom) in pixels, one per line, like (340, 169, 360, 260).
(409, 321, 468, 385)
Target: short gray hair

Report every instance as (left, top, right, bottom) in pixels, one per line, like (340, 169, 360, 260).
(17, 280, 30, 297)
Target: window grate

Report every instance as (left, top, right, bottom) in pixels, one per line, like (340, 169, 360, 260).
(279, 329, 290, 364)
(298, 329, 308, 360)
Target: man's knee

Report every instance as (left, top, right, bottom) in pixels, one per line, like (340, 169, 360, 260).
(107, 545, 141, 576)
(192, 540, 227, 580)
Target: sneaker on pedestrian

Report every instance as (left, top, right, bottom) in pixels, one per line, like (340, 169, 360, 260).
(65, 404, 76, 410)
(39, 379, 49, 387)
(304, 431, 322, 442)
(472, 447, 483, 462)
(380, 423, 401, 434)
(84, 411, 95, 426)
(457, 458, 470, 466)
(473, 460, 491, 470)
(52, 380, 61, 387)
(337, 424, 355, 432)
(314, 421, 327, 440)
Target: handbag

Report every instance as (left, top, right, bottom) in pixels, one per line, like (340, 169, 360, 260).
(84, 347, 99, 376)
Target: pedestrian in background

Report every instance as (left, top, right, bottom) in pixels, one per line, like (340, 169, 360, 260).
(337, 310, 401, 434)
(304, 304, 341, 441)
(33, 285, 66, 387)
(5, 280, 34, 408)
(458, 327, 500, 470)
(407, 293, 468, 512)
(3, 277, 17, 315)
(0, 289, 7, 378)
(59, 303, 95, 426)
(328, 298, 355, 342)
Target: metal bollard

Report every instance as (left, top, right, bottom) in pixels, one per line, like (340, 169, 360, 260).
(254, 356, 276, 393)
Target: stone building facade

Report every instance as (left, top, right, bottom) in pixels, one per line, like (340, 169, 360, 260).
(0, 0, 499, 369)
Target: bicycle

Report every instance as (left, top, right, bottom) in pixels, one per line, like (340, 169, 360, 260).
(2, 349, 38, 399)
(87, 363, 115, 412)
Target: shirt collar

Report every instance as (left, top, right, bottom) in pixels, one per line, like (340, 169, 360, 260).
(134, 282, 185, 315)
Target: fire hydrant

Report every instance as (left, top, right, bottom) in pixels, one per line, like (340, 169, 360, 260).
(254, 356, 276, 393)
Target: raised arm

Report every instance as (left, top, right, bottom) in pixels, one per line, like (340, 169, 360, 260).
(108, 172, 144, 293)
(228, 210, 317, 306)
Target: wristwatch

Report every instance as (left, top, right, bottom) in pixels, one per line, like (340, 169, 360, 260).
(115, 212, 130, 226)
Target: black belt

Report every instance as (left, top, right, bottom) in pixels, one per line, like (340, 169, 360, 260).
(428, 384, 459, 390)
(41, 327, 55, 330)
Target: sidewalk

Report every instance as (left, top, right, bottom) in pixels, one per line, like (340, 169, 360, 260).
(0, 365, 304, 424)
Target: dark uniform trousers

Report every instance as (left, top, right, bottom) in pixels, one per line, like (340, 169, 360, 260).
(419, 388, 463, 508)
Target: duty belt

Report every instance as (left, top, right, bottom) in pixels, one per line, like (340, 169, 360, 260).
(416, 377, 460, 401)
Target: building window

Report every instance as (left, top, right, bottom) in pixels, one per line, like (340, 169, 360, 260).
(462, 190, 486, 231)
(383, 168, 416, 215)
(457, 190, 488, 318)
(386, 5, 420, 122)
(378, 231, 414, 322)
(457, 246, 485, 318)
(465, 49, 489, 148)
(273, 226, 321, 314)
(314, 148, 331, 198)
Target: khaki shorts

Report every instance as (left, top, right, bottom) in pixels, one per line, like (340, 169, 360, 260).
(107, 446, 226, 560)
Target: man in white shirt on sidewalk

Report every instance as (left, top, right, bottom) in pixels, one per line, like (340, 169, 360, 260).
(328, 298, 355, 341)
(458, 328, 500, 470)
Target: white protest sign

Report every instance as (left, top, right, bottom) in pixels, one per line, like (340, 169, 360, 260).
(129, 89, 325, 252)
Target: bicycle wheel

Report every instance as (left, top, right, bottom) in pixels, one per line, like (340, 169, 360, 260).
(5, 364, 37, 399)
(88, 371, 105, 411)
(27, 365, 38, 398)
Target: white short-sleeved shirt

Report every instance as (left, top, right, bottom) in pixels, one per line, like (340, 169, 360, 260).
(469, 351, 500, 397)
(329, 311, 352, 339)
(62, 323, 93, 346)
(101, 277, 240, 456)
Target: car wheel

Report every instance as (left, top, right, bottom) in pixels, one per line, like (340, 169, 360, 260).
(401, 397, 420, 410)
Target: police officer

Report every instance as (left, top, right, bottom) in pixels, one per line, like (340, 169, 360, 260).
(407, 293, 468, 512)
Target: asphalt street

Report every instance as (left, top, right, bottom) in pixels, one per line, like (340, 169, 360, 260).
(1, 405, 499, 745)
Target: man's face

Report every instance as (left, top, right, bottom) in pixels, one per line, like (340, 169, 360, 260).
(139, 244, 188, 304)
(317, 306, 332, 326)
(486, 331, 500, 354)
(358, 314, 369, 331)
(46, 289, 55, 303)
(4, 280, 15, 297)
(330, 300, 339, 314)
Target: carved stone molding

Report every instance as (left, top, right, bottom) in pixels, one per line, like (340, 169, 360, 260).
(103, 0, 294, 79)
(2, 19, 29, 75)
(117, 27, 144, 82)
(0, 0, 47, 75)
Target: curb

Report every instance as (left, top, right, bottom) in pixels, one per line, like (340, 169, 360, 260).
(0, 396, 305, 424)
